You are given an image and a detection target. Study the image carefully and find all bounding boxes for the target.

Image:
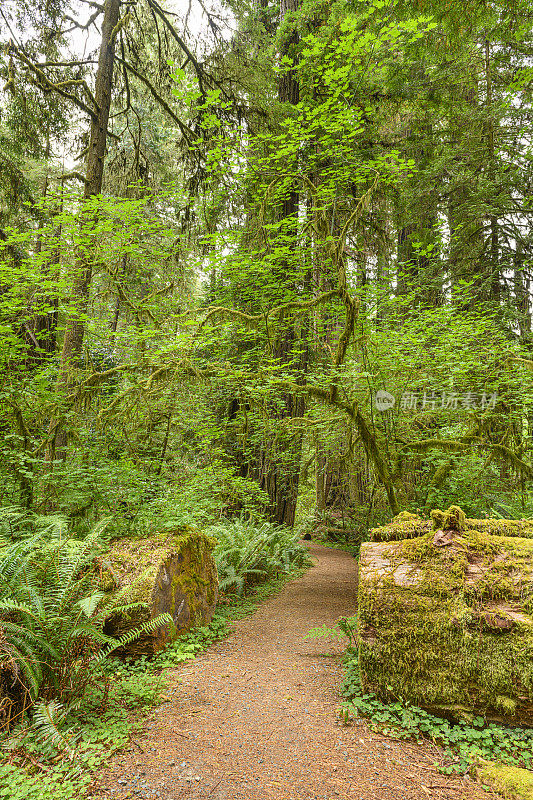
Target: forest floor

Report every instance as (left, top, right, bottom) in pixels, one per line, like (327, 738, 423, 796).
(92, 542, 497, 800)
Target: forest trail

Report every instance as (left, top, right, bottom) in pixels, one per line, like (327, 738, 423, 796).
(94, 543, 495, 800)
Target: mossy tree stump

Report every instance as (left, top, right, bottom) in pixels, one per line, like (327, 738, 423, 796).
(358, 506, 533, 722)
(101, 527, 218, 654)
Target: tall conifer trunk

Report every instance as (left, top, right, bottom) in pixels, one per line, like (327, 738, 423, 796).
(257, 0, 305, 527)
(49, 0, 120, 460)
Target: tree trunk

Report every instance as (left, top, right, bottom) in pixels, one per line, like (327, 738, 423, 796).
(49, 0, 120, 460)
(514, 242, 531, 342)
(448, 75, 486, 306)
(315, 444, 327, 514)
(485, 39, 500, 304)
(257, 0, 304, 527)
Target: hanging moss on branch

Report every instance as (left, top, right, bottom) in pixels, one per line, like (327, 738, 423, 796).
(358, 506, 533, 723)
(100, 527, 218, 655)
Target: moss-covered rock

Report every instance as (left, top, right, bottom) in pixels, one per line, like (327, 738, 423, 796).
(358, 507, 533, 722)
(101, 527, 218, 654)
(476, 760, 533, 800)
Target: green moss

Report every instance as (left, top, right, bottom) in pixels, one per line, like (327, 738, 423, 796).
(358, 513, 533, 721)
(495, 696, 517, 715)
(431, 505, 467, 531)
(101, 526, 218, 652)
(469, 519, 533, 539)
(370, 512, 429, 542)
(476, 760, 533, 799)
(370, 507, 533, 543)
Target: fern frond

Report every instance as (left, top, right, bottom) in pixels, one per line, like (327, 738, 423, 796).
(32, 700, 80, 755)
(0, 599, 37, 618)
(95, 612, 174, 663)
(76, 592, 105, 618)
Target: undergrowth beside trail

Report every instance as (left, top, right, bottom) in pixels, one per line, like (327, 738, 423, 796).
(207, 516, 312, 595)
(0, 564, 308, 800)
(307, 616, 533, 778)
(0, 618, 228, 800)
(341, 648, 533, 777)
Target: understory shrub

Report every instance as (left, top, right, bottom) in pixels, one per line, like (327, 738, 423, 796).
(207, 516, 311, 595)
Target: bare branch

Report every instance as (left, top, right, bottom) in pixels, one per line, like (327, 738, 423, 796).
(9, 45, 99, 122)
(61, 6, 104, 33)
(59, 171, 87, 183)
(52, 78, 99, 109)
(116, 55, 194, 143)
(35, 59, 98, 68)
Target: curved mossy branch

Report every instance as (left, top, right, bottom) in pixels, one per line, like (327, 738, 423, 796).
(392, 425, 481, 482)
(198, 290, 339, 331)
(278, 381, 399, 516)
(353, 407, 399, 516)
(333, 173, 379, 267)
(509, 356, 533, 370)
(490, 442, 533, 478)
(399, 438, 533, 479)
(324, 176, 378, 403)
(95, 360, 206, 422)
(330, 288, 358, 404)
(145, 0, 230, 99)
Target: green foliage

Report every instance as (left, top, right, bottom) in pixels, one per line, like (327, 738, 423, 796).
(0, 613, 231, 800)
(306, 614, 358, 646)
(207, 516, 311, 595)
(122, 465, 272, 538)
(2, 1, 533, 791)
(0, 517, 172, 710)
(341, 657, 533, 775)
(0, 507, 69, 544)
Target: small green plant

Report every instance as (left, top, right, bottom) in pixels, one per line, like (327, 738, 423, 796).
(341, 656, 533, 774)
(306, 615, 358, 647)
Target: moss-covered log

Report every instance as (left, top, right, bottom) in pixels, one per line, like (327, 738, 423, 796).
(358, 507, 533, 722)
(101, 527, 218, 654)
(370, 509, 533, 542)
(475, 760, 533, 800)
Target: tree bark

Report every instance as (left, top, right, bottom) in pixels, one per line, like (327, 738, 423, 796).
(49, 0, 120, 460)
(484, 39, 500, 304)
(257, 0, 304, 527)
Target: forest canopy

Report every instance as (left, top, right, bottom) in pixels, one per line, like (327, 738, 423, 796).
(0, 0, 533, 537)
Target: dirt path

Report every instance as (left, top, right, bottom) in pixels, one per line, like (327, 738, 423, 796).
(94, 543, 495, 800)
